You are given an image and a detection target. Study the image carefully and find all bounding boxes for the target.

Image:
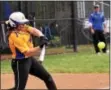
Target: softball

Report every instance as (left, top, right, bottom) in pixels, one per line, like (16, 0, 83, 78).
(97, 42, 105, 50)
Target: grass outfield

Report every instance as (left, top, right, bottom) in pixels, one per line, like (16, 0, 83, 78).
(1, 45, 109, 73)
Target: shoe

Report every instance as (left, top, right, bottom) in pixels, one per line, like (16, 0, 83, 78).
(97, 52, 101, 55)
(103, 50, 109, 54)
(106, 50, 109, 54)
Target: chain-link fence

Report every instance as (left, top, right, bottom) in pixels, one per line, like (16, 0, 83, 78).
(0, 1, 110, 54)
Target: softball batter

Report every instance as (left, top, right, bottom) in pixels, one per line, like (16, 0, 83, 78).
(6, 12, 57, 90)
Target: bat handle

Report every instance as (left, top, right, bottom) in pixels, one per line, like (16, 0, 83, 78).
(39, 45, 46, 62)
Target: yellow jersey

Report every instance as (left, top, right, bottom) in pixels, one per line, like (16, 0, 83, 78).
(8, 25, 34, 59)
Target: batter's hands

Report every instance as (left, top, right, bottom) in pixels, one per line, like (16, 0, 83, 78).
(39, 36, 48, 49)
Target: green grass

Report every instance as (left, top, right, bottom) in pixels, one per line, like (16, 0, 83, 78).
(1, 45, 109, 74)
(44, 53, 109, 73)
(1, 60, 12, 73)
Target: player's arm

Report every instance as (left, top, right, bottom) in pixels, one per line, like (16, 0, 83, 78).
(26, 25, 48, 48)
(25, 47, 41, 57)
(89, 14, 94, 34)
(103, 23, 107, 33)
(27, 26, 44, 37)
(25, 36, 48, 56)
(102, 15, 107, 33)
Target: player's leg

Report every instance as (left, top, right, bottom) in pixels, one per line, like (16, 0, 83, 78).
(92, 31, 100, 53)
(99, 31, 107, 53)
(11, 58, 31, 90)
(29, 57, 57, 90)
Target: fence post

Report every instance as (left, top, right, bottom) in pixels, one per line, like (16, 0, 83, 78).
(71, 1, 78, 52)
(18, 1, 21, 11)
(1, 24, 6, 44)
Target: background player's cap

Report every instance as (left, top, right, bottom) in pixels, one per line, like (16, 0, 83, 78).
(94, 4, 100, 8)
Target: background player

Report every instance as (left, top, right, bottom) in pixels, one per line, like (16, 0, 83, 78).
(89, 4, 107, 54)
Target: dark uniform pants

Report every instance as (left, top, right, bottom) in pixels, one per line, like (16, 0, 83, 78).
(92, 30, 107, 53)
(10, 57, 57, 90)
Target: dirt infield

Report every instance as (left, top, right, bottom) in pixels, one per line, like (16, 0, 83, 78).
(1, 73, 109, 89)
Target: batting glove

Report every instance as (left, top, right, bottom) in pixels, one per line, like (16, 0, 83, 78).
(39, 36, 48, 49)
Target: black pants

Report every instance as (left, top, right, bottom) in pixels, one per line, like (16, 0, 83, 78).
(9, 57, 57, 90)
(92, 30, 107, 53)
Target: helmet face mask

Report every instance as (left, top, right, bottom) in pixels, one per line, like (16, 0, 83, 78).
(8, 12, 29, 28)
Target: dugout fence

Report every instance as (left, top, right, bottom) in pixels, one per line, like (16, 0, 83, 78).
(0, 1, 110, 54)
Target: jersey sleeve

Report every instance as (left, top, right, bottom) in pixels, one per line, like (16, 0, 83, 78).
(9, 33, 30, 53)
(89, 14, 93, 23)
(25, 25, 34, 32)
